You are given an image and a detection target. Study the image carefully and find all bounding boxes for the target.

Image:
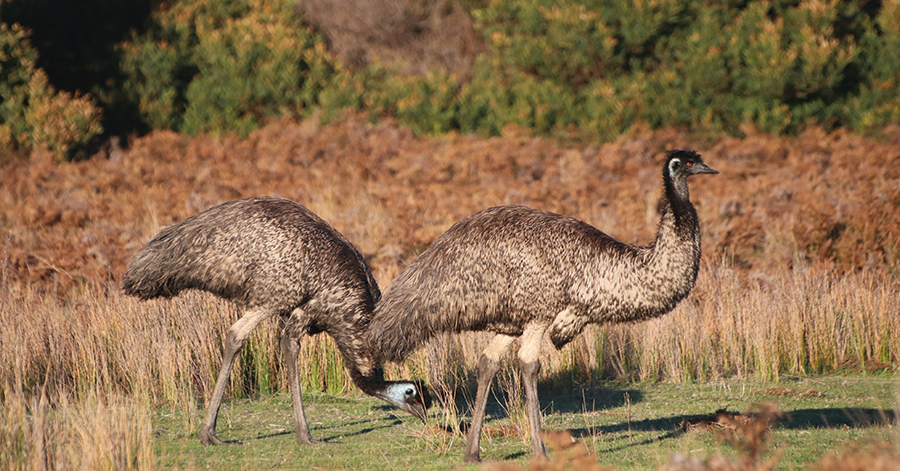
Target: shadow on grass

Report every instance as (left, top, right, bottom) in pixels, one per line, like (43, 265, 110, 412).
(779, 407, 896, 429)
(255, 416, 404, 442)
(393, 385, 644, 435)
(566, 407, 897, 452)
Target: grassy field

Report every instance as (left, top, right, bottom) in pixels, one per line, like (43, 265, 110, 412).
(1, 117, 899, 469)
(2, 280, 897, 469)
(148, 376, 900, 469)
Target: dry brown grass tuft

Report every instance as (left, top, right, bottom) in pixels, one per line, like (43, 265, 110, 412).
(0, 385, 154, 471)
(750, 387, 823, 398)
(814, 440, 900, 471)
(485, 430, 615, 471)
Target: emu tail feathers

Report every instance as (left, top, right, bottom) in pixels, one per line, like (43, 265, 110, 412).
(368, 297, 442, 364)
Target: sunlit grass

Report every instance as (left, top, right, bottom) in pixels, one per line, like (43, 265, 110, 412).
(1, 263, 897, 468)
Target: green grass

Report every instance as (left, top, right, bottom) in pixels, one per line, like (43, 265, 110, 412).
(152, 374, 898, 470)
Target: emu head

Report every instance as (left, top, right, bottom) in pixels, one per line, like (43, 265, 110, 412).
(377, 380, 432, 423)
(666, 149, 718, 180)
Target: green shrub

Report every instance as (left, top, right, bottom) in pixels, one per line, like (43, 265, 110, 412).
(0, 23, 102, 159)
(120, 0, 337, 137)
(469, 0, 897, 137)
(457, 56, 576, 135)
(23, 0, 900, 144)
(843, 0, 900, 131)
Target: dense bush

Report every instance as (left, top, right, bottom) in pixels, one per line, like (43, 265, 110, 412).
(119, 0, 338, 137)
(319, 0, 900, 137)
(0, 23, 103, 160)
(473, 0, 899, 136)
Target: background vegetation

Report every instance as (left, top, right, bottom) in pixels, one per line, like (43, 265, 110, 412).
(1, 0, 900, 159)
(1, 115, 898, 468)
(1, 0, 898, 468)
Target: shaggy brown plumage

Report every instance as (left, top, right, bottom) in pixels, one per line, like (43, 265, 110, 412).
(123, 196, 429, 446)
(367, 150, 717, 462)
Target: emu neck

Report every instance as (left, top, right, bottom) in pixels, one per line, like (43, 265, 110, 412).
(343, 353, 392, 397)
(639, 177, 702, 307)
(663, 175, 697, 235)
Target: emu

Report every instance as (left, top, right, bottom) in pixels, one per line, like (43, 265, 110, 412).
(122, 197, 430, 446)
(367, 150, 717, 462)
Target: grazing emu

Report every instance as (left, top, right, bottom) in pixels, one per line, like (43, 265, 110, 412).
(367, 150, 717, 462)
(122, 197, 430, 446)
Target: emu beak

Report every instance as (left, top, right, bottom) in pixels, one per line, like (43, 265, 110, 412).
(692, 163, 718, 175)
(409, 402, 428, 424)
(407, 381, 432, 424)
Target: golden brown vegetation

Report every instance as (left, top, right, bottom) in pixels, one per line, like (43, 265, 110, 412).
(3, 116, 898, 293)
(1, 116, 898, 468)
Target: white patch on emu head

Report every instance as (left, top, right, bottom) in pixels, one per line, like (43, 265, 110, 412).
(383, 382, 421, 407)
(668, 158, 681, 178)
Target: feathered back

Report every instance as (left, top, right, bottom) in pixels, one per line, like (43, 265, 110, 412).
(369, 151, 715, 363)
(367, 205, 638, 362)
(122, 197, 380, 317)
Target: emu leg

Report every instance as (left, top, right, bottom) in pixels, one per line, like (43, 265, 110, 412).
(520, 360, 546, 459)
(200, 308, 272, 445)
(518, 322, 549, 460)
(281, 333, 317, 444)
(464, 334, 515, 463)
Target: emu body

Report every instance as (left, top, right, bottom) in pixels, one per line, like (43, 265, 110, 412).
(368, 150, 717, 462)
(122, 197, 429, 446)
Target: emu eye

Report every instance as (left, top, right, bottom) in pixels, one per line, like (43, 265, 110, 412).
(686, 161, 693, 167)
(406, 388, 414, 396)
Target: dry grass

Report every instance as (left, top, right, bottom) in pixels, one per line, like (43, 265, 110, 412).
(1, 116, 898, 467)
(0, 385, 154, 471)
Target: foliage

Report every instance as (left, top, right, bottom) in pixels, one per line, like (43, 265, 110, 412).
(0, 23, 102, 160)
(118, 0, 338, 137)
(4, 0, 900, 146)
(471, 0, 893, 136)
(311, 0, 900, 137)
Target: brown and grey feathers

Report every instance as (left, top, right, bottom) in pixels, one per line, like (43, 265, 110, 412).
(122, 197, 380, 315)
(368, 150, 714, 363)
(122, 197, 382, 380)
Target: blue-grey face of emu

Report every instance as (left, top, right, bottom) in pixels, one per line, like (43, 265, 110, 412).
(666, 150, 718, 179)
(379, 381, 431, 423)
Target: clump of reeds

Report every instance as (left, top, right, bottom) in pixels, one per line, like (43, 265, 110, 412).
(0, 384, 154, 471)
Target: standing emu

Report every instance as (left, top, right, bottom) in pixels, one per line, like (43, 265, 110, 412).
(122, 197, 430, 446)
(367, 150, 717, 462)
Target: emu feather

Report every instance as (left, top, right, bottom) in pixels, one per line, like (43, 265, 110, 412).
(368, 149, 717, 462)
(123, 197, 430, 446)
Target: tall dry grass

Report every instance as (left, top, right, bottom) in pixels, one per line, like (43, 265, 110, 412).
(404, 265, 900, 421)
(0, 384, 153, 471)
(3, 270, 894, 464)
(8, 259, 893, 417)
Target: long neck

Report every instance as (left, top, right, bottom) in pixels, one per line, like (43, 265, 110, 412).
(344, 355, 388, 397)
(328, 328, 389, 397)
(641, 175, 703, 304)
(663, 173, 698, 236)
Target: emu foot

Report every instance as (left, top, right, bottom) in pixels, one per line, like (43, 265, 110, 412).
(200, 428, 242, 446)
(295, 435, 321, 446)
